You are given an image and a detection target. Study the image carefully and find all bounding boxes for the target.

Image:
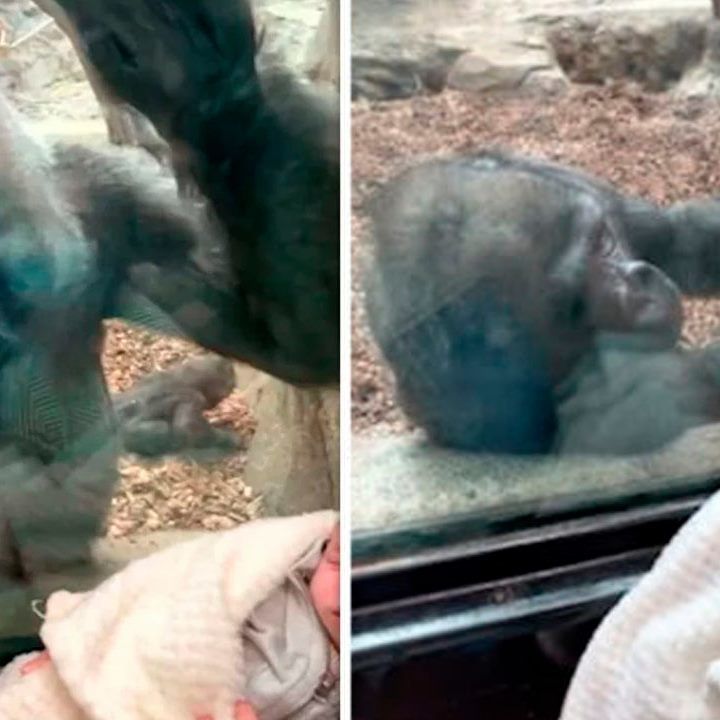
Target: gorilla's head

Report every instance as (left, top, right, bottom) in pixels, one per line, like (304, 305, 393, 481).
(365, 154, 682, 453)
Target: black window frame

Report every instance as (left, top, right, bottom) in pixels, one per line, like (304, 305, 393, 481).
(353, 472, 720, 670)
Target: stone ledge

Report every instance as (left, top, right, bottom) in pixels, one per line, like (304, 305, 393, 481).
(352, 424, 720, 533)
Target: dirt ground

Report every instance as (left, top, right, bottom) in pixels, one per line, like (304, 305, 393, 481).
(102, 323, 260, 538)
(352, 84, 720, 437)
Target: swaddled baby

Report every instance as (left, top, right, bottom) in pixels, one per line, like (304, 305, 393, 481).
(0, 511, 340, 720)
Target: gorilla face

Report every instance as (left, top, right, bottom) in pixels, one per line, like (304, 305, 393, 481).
(585, 221, 682, 348)
(544, 199, 683, 366)
(471, 179, 685, 389)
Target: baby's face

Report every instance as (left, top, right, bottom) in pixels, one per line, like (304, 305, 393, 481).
(310, 523, 340, 649)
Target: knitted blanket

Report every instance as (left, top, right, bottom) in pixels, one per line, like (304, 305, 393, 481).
(0, 510, 338, 720)
(561, 491, 720, 720)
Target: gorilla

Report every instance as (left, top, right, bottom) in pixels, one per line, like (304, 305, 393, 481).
(32, 0, 171, 170)
(364, 150, 720, 456)
(0, 0, 338, 581)
(114, 356, 240, 458)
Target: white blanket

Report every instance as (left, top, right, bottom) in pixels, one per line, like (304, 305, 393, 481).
(561, 491, 720, 720)
(0, 510, 338, 720)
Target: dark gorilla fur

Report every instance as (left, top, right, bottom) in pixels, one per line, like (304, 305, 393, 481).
(0, 0, 338, 580)
(365, 150, 720, 456)
(114, 355, 240, 457)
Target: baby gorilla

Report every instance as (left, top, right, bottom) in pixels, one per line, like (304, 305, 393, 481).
(114, 356, 240, 457)
(365, 150, 720, 456)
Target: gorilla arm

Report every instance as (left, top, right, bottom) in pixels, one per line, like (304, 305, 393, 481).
(51, 138, 335, 387)
(659, 198, 720, 296)
(619, 196, 720, 297)
(51, 0, 340, 386)
(118, 216, 336, 387)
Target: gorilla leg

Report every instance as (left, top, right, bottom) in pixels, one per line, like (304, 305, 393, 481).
(113, 356, 239, 457)
(0, 349, 118, 579)
(0, 437, 118, 578)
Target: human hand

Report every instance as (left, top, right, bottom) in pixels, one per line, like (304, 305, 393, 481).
(20, 650, 51, 675)
(233, 701, 259, 720)
(21, 653, 261, 720)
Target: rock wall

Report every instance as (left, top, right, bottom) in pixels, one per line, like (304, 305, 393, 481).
(352, 0, 720, 101)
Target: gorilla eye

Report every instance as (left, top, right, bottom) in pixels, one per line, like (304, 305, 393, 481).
(599, 231, 618, 258)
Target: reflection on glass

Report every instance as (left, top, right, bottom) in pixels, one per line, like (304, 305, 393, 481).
(351, 1, 720, 550)
(0, 0, 340, 676)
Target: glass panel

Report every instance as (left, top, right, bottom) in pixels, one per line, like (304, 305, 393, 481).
(0, 0, 339, 657)
(352, 0, 720, 555)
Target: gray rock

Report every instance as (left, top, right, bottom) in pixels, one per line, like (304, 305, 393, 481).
(305, 0, 339, 86)
(351, 0, 720, 102)
(256, 0, 326, 73)
(446, 48, 566, 95)
(674, 20, 720, 99)
(244, 380, 339, 517)
(353, 44, 466, 101)
(352, 54, 423, 101)
(548, 15, 707, 91)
